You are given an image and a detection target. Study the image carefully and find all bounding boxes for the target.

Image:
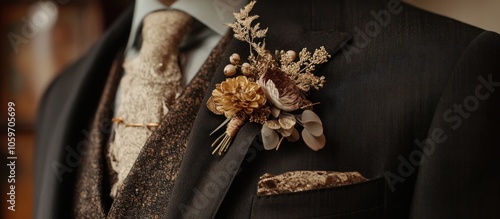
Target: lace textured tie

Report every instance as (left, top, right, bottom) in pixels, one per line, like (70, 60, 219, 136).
(109, 10, 192, 198)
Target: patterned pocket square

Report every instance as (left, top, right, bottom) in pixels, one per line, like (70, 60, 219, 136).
(257, 171, 368, 196)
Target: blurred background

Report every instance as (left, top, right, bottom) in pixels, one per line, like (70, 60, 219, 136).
(0, 0, 499, 218)
(0, 0, 132, 218)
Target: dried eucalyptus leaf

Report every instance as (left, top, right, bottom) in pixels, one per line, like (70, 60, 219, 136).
(301, 110, 322, 124)
(287, 128, 300, 142)
(262, 125, 280, 150)
(279, 127, 293, 137)
(265, 120, 281, 130)
(279, 114, 296, 130)
(302, 129, 325, 151)
(304, 121, 323, 137)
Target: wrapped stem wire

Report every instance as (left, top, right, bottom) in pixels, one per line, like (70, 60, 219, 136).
(211, 115, 246, 155)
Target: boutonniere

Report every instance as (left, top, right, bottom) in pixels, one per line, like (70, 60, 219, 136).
(207, 1, 329, 155)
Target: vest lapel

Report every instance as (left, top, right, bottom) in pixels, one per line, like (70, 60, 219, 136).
(106, 32, 232, 218)
(164, 30, 353, 218)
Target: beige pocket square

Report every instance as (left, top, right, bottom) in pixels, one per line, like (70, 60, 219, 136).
(257, 171, 368, 195)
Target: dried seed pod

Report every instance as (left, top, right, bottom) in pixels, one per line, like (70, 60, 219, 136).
(286, 50, 297, 60)
(241, 62, 252, 76)
(224, 64, 237, 76)
(229, 53, 241, 64)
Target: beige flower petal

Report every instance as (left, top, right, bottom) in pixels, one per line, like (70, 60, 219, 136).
(262, 125, 280, 150)
(302, 129, 325, 151)
(258, 68, 303, 112)
(279, 114, 296, 130)
(263, 80, 282, 107)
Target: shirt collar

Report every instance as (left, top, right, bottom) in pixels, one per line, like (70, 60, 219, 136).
(171, 0, 247, 35)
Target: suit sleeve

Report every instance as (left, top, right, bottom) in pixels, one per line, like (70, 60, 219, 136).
(409, 31, 500, 218)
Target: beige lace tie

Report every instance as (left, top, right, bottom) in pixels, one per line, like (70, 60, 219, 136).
(109, 10, 192, 198)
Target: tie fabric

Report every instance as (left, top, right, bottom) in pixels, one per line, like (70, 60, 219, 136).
(108, 10, 192, 198)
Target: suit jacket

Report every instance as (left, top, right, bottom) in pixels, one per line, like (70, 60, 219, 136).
(35, 0, 500, 218)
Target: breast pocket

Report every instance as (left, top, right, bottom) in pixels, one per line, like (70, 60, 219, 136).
(250, 176, 386, 219)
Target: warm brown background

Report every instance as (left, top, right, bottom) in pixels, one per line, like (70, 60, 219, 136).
(0, 1, 132, 218)
(0, 0, 499, 218)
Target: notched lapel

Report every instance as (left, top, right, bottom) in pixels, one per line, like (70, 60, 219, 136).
(165, 29, 352, 219)
(163, 38, 248, 219)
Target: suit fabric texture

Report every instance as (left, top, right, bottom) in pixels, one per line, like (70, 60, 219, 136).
(35, 0, 500, 218)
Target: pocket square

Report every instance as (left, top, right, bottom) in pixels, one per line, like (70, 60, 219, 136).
(257, 171, 367, 195)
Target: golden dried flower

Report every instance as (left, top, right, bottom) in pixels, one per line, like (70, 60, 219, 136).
(258, 68, 304, 111)
(212, 76, 266, 118)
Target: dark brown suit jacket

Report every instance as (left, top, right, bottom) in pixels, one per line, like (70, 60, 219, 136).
(35, 0, 500, 218)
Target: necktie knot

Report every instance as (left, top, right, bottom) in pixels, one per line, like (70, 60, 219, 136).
(127, 10, 192, 80)
(142, 10, 192, 48)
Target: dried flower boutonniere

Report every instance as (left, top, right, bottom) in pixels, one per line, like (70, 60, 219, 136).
(208, 1, 329, 155)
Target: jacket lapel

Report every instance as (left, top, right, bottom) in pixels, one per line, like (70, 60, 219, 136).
(164, 29, 352, 219)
